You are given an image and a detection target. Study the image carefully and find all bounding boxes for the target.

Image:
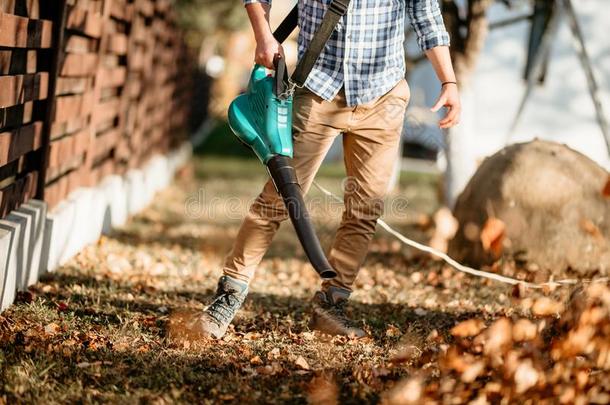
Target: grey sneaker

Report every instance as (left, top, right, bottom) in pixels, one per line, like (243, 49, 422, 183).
(309, 286, 366, 338)
(192, 275, 248, 339)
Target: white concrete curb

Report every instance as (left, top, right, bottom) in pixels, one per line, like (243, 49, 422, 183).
(0, 142, 192, 311)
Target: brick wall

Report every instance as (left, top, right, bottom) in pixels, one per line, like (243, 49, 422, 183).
(0, 0, 193, 216)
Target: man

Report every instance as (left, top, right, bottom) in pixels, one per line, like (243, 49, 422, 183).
(196, 0, 461, 339)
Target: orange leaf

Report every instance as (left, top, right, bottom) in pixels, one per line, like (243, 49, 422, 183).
(512, 319, 538, 342)
(532, 297, 564, 316)
(451, 319, 485, 338)
(480, 217, 505, 257)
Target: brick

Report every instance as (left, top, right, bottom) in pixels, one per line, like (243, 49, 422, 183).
(0, 72, 48, 108)
(59, 53, 97, 77)
(54, 92, 94, 123)
(0, 171, 37, 217)
(136, 0, 153, 17)
(99, 66, 126, 88)
(0, 121, 43, 165)
(0, 13, 52, 48)
(93, 97, 120, 125)
(0, 0, 16, 14)
(0, 101, 33, 130)
(105, 33, 128, 55)
(55, 77, 92, 96)
(64, 35, 94, 53)
(92, 127, 119, 160)
(65, 6, 103, 38)
(0, 49, 37, 74)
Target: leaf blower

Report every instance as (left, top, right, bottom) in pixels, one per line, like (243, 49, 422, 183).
(227, 0, 351, 280)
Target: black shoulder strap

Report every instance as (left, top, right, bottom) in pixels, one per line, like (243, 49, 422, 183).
(271, 0, 351, 87)
(272, 5, 298, 44)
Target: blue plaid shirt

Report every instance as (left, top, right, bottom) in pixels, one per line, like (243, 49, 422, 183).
(244, 0, 450, 106)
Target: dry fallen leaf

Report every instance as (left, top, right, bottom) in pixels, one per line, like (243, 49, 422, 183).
(451, 319, 485, 338)
(295, 355, 310, 370)
(483, 318, 512, 354)
(461, 360, 485, 383)
(514, 359, 539, 393)
(429, 208, 459, 256)
(512, 319, 537, 342)
(429, 235, 449, 256)
(382, 377, 422, 405)
(532, 297, 564, 316)
(480, 217, 505, 257)
(434, 207, 459, 239)
(44, 323, 61, 336)
(268, 347, 280, 360)
(385, 324, 402, 338)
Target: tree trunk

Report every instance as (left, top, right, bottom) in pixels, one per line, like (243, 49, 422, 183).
(441, 0, 492, 206)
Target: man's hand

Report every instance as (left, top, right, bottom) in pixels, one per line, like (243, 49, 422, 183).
(246, 3, 284, 69)
(255, 35, 284, 69)
(424, 46, 461, 128)
(431, 83, 461, 128)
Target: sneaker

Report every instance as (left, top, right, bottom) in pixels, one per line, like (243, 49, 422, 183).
(309, 286, 366, 338)
(192, 275, 248, 339)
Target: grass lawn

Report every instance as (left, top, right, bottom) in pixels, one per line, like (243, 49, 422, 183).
(0, 153, 605, 404)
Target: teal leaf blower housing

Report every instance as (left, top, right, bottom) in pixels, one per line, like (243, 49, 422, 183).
(228, 58, 337, 280)
(228, 65, 293, 163)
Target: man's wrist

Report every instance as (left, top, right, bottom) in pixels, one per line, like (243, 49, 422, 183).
(254, 28, 275, 43)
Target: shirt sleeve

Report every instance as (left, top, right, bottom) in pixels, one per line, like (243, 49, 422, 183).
(243, 0, 271, 5)
(407, 0, 451, 51)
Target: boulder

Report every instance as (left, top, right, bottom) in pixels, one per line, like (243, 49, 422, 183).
(448, 140, 610, 276)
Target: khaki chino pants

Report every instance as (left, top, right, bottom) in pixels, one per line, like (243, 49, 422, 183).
(223, 79, 410, 291)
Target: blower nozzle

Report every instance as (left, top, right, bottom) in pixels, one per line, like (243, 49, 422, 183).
(267, 155, 337, 280)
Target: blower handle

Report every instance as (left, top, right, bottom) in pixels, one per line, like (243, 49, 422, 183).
(267, 155, 337, 280)
(272, 54, 289, 99)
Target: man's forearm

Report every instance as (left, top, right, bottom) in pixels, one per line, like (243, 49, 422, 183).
(425, 46, 457, 84)
(245, 3, 273, 43)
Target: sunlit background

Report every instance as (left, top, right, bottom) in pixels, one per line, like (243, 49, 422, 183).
(179, 0, 609, 205)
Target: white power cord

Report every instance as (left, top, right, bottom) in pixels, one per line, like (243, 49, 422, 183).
(312, 181, 608, 290)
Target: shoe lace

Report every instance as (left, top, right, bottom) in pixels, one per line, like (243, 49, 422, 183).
(206, 287, 241, 326)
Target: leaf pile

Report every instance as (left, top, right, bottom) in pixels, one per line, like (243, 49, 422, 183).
(384, 283, 610, 404)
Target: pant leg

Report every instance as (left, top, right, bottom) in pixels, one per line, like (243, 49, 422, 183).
(223, 88, 351, 283)
(325, 79, 410, 291)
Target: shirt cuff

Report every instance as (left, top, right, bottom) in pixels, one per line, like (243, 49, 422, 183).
(418, 31, 451, 51)
(243, 0, 271, 5)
